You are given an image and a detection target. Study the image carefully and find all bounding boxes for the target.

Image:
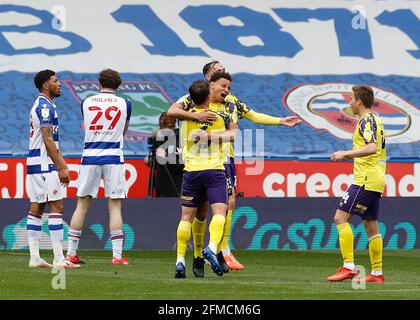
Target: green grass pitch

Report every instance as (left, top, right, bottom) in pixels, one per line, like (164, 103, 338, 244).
(1, 250, 420, 300)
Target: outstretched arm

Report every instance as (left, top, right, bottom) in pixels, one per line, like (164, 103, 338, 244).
(244, 110, 301, 127)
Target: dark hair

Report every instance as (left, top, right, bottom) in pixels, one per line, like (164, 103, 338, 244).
(159, 111, 176, 129)
(352, 85, 374, 108)
(209, 71, 232, 83)
(34, 69, 56, 91)
(202, 60, 220, 77)
(98, 69, 122, 90)
(189, 80, 210, 105)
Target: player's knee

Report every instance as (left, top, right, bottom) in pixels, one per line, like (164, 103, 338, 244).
(49, 200, 64, 213)
(334, 215, 346, 225)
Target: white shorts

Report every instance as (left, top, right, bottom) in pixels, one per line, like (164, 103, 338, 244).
(77, 164, 126, 199)
(26, 171, 63, 203)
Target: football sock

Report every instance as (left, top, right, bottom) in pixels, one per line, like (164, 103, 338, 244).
(219, 209, 233, 254)
(176, 220, 191, 262)
(48, 213, 65, 262)
(67, 229, 82, 256)
(369, 234, 383, 276)
(208, 214, 226, 254)
(192, 218, 206, 258)
(27, 212, 42, 261)
(337, 223, 354, 268)
(110, 230, 124, 259)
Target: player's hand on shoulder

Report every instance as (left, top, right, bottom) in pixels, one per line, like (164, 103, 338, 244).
(280, 116, 302, 127)
(194, 110, 217, 122)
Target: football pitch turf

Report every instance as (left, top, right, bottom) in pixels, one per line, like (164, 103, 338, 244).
(1, 250, 420, 300)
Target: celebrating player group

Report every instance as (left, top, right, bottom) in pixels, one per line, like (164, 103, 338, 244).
(26, 62, 387, 283)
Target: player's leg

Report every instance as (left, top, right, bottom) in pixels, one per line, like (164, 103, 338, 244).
(327, 208, 358, 281)
(104, 164, 128, 265)
(26, 173, 51, 267)
(42, 171, 79, 269)
(327, 185, 362, 281)
(219, 158, 243, 270)
(108, 198, 128, 265)
(202, 202, 227, 276)
(66, 165, 101, 264)
(28, 200, 51, 268)
(357, 193, 384, 283)
(66, 196, 92, 262)
(175, 206, 197, 278)
(193, 201, 208, 259)
(220, 191, 244, 271)
(202, 170, 228, 276)
(192, 201, 208, 277)
(176, 171, 202, 278)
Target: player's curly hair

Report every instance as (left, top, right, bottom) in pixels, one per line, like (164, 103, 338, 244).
(352, 85, 374, 108)
(209, 71, 232, 83)
(98, 69, 122, 90)
(34, 69, 56, 91)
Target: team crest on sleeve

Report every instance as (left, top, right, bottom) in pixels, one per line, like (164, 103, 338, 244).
(283, 83, 420, 144)
(41, 104, 50, 120)
(64, 80, 172, 141)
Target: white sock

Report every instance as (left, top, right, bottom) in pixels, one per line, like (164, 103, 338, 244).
(343, 262, 355, 270)
(371, 270, 383, 276)
(222, 248, 231, 256)
(176, 257, 185, 266)
(208, 243, 217, 254)
(67, 229, 82, 256)
(27, 212, 42, 261)
(110, 230, 124, 259)
(48, 213, 65, 262)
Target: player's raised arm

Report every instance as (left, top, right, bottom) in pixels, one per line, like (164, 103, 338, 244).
(229, 97, 301, 127)
(41, 125, 68, 184)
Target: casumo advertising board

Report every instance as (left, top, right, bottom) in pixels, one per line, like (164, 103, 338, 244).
(0, 198, 418, 250)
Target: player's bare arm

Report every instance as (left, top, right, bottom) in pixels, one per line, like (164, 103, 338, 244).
(41, 125, 69, 184)
(167, 102, 217, 122)
(191, 123, 238, 143)
(331, 142, 376, 161)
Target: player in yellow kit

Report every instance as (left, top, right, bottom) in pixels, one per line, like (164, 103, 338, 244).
(327, 85, 386, 283)
(174, 73, 238, 278)
(168, 61, 301, 277)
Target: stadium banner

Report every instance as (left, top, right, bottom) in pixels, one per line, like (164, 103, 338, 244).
(0, 197, 418, 250)
(0, 158, 418, 198)
(0, 1, 419, 159)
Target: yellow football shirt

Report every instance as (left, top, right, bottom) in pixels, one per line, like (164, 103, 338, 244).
(181, 105, 232, 172)
(352, 112, 387, 193)
(179, 95, 240, 159)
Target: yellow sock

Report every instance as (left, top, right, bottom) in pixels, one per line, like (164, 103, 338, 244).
(369, 234, 383, 272)
(176, 220, 192, 261)
(209, 214, 226, 252)
(192, 218, 206, 258)
(218, 209, 233, 253)
(337, 223, 354, 264)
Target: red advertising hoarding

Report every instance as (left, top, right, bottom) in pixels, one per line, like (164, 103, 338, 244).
(0, 158, 417, 198)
